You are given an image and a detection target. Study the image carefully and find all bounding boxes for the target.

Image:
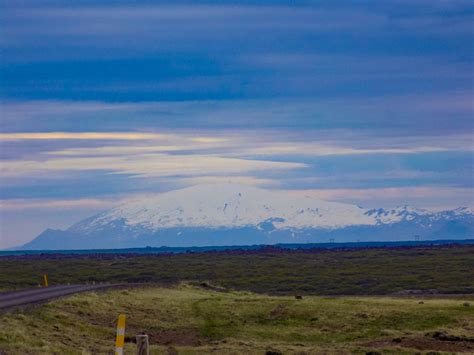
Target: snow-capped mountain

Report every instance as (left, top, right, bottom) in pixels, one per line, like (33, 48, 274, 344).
(19, 184, 474, 250)
(72, 184, 377, 232)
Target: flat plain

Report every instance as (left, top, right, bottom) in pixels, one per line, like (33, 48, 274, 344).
(0, 245, 473, 354)
(0, 245, 473, 295)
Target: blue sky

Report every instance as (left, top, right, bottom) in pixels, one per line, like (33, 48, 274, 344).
(0, 0, 473, 248)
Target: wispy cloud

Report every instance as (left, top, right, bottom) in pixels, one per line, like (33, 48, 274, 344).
(1, 129, 471, 182)
(2, 185, 471, 213)
(1, 6, 387, 49)
(240, 144, 452, 157)
(0, 132, 170, 141)
(283, 186, 474, 210)
(2, 95, 472, 134)
(0, 153, 306, 178)
(0, 198, 117, 211)
(179, 175, 277, 187)
(3, 4, 472, 50)
(45, 145, 189, 156)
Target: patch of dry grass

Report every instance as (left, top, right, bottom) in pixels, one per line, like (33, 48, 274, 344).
(0, 285, 473, 354)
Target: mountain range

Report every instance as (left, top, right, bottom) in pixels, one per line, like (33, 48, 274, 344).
(18, 184, 474, 250)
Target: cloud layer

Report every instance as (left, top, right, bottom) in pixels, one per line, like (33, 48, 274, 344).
(1, 0, 473, 248)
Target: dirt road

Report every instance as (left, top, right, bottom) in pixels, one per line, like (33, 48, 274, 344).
(0, 284, 122, 310)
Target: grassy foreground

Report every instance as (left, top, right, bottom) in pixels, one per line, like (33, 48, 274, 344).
(0, 285, 473, 354)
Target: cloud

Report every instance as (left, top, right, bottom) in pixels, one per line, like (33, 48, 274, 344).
(191, 137, 228, 143)
(179, 175, 277, 187)
(283, 186, 474, 210)
(242, 53, 473, 81)
(2, 185, 471, 213)
(43, 136, 464, 159)
(4, 4, 471, 48)
(241, 144, 452, 157)
(1, 0, 472, 246)
(2, 94, 472, 135)
(1, 129, 471, 184)
(0, 153, 307, 178)
(0, 132, 169, 141)
(45, 145, 189, 156)
(1, 6, 387, 47)
(0, 198, 117, 211)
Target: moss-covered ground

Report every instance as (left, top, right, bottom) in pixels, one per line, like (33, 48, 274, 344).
(0, 245, 473, 295)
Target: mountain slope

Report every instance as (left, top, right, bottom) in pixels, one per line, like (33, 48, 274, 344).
(19, 184, 474, 250)
(71, 184, 376, 233)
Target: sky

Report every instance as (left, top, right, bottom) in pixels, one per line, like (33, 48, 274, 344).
(0, 0, 473, 248)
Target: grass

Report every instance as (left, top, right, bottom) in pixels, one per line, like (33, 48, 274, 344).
(0, 245, 473, 295)
(0, 285, 473, 354)
(1, 246, 472, 353)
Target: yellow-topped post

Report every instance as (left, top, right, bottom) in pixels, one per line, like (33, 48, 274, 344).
(43, 274, 49, 287)
(115, 314, 126, 355)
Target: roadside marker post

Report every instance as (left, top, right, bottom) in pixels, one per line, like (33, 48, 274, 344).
(115, 314, 126, 355)
(43, 274, 49, 287)
(136, 334, 149, 355)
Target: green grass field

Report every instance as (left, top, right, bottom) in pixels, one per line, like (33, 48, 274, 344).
(1, 246, 473, 353)
(1, 284, 473, 354)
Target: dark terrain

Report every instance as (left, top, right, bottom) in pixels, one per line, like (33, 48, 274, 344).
(1, 244, 473, 295)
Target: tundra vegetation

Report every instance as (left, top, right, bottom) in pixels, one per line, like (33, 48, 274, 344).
(0, 246, 473, 294)
(0, 245, 473, 353)
(0, 285, 473, 353)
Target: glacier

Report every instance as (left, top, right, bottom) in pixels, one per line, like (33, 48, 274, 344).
(17, 184, 474, 250)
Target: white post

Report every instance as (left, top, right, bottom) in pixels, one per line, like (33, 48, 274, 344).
(136, 334, 149, 355)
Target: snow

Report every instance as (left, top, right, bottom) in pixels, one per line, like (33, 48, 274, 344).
(451, 207, 473, 216)
(366, 206, 430, 224)
(83, 183, 376, 231)
(75, 184, 473, 233)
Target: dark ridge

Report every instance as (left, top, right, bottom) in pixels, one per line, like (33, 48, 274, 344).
(2, 239, 473, 257)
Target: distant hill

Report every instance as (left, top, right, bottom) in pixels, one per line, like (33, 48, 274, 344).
(18, 184, 474, 250)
